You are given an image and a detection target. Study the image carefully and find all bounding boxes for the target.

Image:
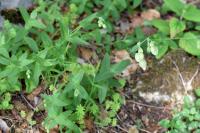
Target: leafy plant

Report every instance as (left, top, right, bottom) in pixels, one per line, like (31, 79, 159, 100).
(160, 88, 200, 133)
(43, 53, 129, 132)
(149, 0, 200, 58)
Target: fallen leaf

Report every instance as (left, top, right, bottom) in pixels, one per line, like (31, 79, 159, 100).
(112, 50, 131, 62)
(141, 9, 160, 21)
(122, 60, 138, 77)
(128, 126, 139, 133)
(112, 50, 138, 76)
(50, 126, 59, 133)
(78, 47, 93, 61)
(84, 117, 95, 131)
(27, 85, 43, 101)
(142, 27, 157, 36)
(0, 119, 9, 133)
(130, 15, 144, 29)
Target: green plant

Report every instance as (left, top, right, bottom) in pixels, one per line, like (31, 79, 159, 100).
(97, 93, 122, 126)
(160, 88, 200, 133)
(43, 52, 129, 132)
(0, 0, 137, 131)
(149, 0, 200, 58)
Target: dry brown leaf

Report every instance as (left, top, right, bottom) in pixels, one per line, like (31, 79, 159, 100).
(112, 50, 131, 62)
(112, 50, 138, 76)
(128, 126, 139, 133)
(142, 27, 157, 36)
(141, 9, 160, 21)
(78, 47, 93, 61)
(84, 117, 95, 131)
(27, 86, 43, 101)
(49, 126, 59, 133)
(130, 15, 144, 29)
(122, 60, 138, 77)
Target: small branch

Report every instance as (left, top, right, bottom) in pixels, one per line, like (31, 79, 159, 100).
(116, 125, 128, 133)
(127, 100, 172, 110)
(138, 128, 152, 133)
(20, 92, 35, 110)
(171, 59, 187, 92)
(188, 66, 199, 85)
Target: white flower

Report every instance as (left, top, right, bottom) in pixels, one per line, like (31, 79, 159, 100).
(98, 17, 106, 29)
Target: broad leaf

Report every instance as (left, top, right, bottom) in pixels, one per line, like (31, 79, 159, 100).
(24, 37, 39, 52)
(156, 41, 169, 59)
(110, 60, 130, 74)
(133, 0, 142, 8)
(96, 84, 108, 103)
(183, 5, 200, 22)
(169, 18, 185, 38)
(164, 0, 185, 15)
(179, 32, 200, 56)
(151, 19, 169, 34)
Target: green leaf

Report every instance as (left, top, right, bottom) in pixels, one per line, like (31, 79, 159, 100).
(95, 53, 111, 82)
(0, 48, 9, 58)
(151, 19, 169, 34)
(163, 0, 185, 15)
(78, 85, 89, 100)
(79, 13, 98, 27)
(26, 19, 46, 29)
(69, 36, 89, 45)
(117, 0, 127, 8)
(44, 92, 71, 107)
(164, 0, 200, 22)
(14, 27, 28, 42)
(0, 56, 10, 65)
(39, 32, 53, 47)
(56, 112, 81, 133)
(168, 40, 178, 49)
(159, 119, 170, 128)
(179, 32, 200, 56)
(195, 88, 200, 97)
(195, 25, 200, 31)
(19, 53, 34, 67)
(24, 37, 39, 52)
(33, 62, 41, 87)
(96, 84, 108, 103)
(95, 71, 113, 82)
(183, 5, 200, 22)
(188, 121, 199, 131)
(19, 7, 30, 22)
(133, 0, 142, 8)
(111, 60, 130, 74)
(184, 96, 192, 108)
(156, 42, 168, 59)
(169, 18, 185, 38)
(99, 53, 110, 74)
(174, 120, 186, 129)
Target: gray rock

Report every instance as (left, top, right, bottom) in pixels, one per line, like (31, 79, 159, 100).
(0, 0, 33, 10)
(0, 15, 4, 30)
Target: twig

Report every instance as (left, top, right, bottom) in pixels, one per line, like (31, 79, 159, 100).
(127, 100, 172, 110)
(138, 128, 152, 133)
(20, 92, 35, 110)
(116, 125, 129, 133)
(187, 66, 199, 87)
(171, 59, 187, 92)
(172, 58, 199, 92)
(116, 114, 122, 122)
